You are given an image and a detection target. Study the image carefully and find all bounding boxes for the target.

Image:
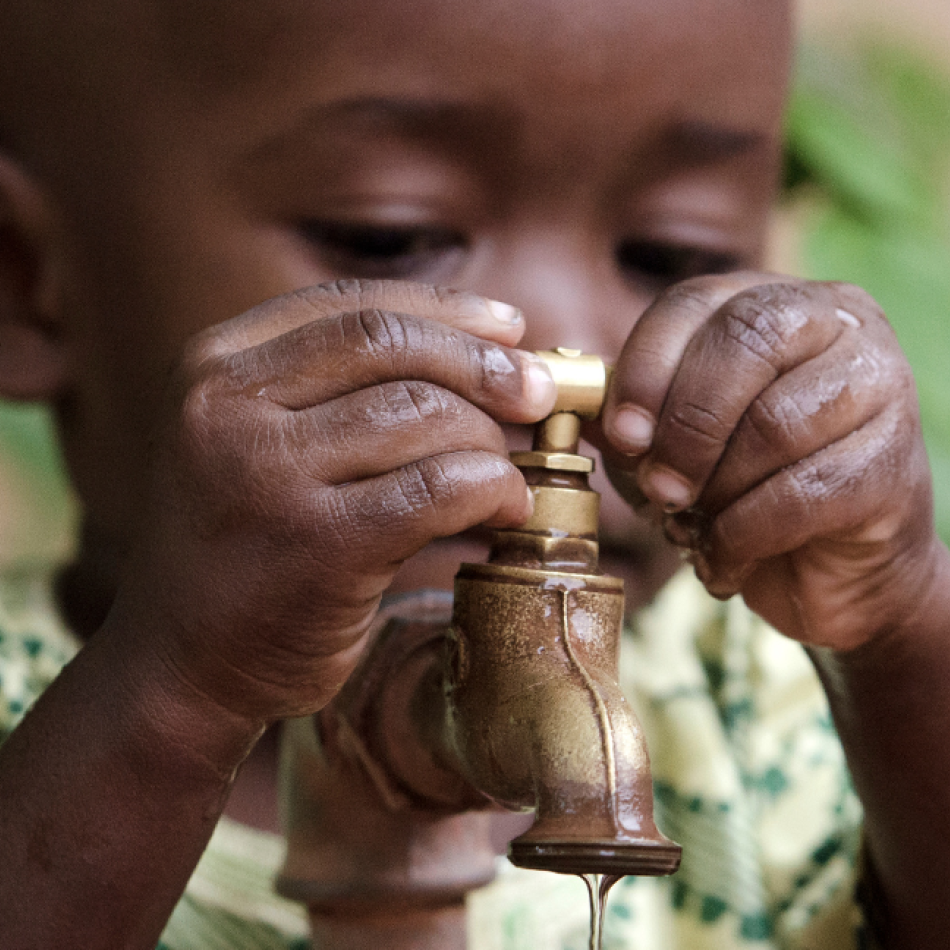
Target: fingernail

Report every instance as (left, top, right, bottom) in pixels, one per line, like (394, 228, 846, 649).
(524, 354, 557, 413)
(485, 299, 523, 325)
(641, 463, 693, 511)
(610, 406, 655, 454)
(836, 308, 860, 328)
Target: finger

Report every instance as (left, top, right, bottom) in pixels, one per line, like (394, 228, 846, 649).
(190, 279, 526, 358)
(696, 306, 900, 513)
(232, 308, 555, 424)
(602, 271, 778, 456)
(635, 281, 854, 511)
(323, 449, 533, 569)
(281, 381, 509, 485)
(692, 402, 921, 598)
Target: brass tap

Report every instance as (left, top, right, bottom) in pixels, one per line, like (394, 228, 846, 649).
(446, 348, 682, 875)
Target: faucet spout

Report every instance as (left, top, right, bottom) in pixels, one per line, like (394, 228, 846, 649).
(446, 562, 680, 876)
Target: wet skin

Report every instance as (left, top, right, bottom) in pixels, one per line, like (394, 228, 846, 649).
(0, 0, 949, 946)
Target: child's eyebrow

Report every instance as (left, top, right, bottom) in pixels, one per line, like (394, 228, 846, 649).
(247, 96, 770, 170)
(248, 96, 508, 160)
(317, 96, 489, 127)
(666, 119, 771, 165)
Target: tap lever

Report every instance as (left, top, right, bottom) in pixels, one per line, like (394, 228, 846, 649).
(535, 348, 610, 420)
(511, 349, 610, 474)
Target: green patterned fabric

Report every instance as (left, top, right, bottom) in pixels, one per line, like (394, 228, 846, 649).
(0, 569, 79, 734)
(0, 566, 867, 949)
(158, 818, 310, 949)
(468, 569, 864, 950)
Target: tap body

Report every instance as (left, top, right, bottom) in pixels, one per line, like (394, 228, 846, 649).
(278, 350, 680, 947)
(448, 560, 679, 875)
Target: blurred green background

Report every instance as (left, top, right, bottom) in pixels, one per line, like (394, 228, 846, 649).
(2, 29, 950, 568)
(783, 37, 950, 539)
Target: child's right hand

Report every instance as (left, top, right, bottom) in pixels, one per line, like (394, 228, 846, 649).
(106, 280, 557, 724)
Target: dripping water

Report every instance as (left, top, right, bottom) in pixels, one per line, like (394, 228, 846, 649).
(580, 873, 623, 950)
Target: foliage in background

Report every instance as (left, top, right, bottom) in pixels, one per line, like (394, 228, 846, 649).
(785, 39, 950, 540)
(0, 402, 74, 567)
(2, 33, 950, 565)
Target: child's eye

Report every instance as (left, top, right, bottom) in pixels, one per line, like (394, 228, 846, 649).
(299, 220, 466, 279)
(616, 239, 741, 287)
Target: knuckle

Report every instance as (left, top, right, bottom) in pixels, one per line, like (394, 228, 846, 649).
(864, 408, 916, 485)
(720, 284, 812, 367)
(309, 278, 377, 310)
(428, 283, 493, 318)
(785, 455, 843, 509)
(178, 375, 216, 431)
(293, 279, 402, 326)
(366, 279, 475, 315)
(743, 389, 802, 455)
(346, 307, 414, 361)
(309, 278, 469, 319)
(393, 457, 456, 517)
(381, 380, 458, 428)
(430, 283, 459, 309)
(856, 328, 913, 389)
(170, 363, 284, 495)
(666, 399, 731, 448)
(804, 454, 839, 499)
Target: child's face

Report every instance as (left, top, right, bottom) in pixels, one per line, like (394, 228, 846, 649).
(38, 0, 790, 580)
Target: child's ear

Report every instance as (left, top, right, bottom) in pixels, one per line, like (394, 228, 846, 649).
(0, 150, 70, 400)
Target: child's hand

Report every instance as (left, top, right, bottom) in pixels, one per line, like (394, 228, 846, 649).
(109, 280, 556, 723)
(600, 273, 937, 652)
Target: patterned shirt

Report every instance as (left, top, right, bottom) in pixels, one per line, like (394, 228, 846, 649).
(0, 566, 868, 949)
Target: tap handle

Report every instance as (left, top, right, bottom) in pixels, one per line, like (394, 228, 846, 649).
(511, 349, 609, 469)
(534, 348, 610, 420)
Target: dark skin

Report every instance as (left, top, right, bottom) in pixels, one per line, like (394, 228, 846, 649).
(0, 0, 947, 946)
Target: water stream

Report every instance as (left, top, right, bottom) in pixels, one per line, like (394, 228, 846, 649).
(579, 873, 623, 950)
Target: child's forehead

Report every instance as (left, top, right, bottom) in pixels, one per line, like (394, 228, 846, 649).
(165, 0, 790, 95)
(2, 0, 790, 150)
(154, 0, 791, 165)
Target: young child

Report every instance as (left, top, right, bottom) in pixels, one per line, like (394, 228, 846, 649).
(0, 0, 947, 947)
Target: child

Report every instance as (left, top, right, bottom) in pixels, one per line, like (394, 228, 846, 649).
(0, 0, 947, 947)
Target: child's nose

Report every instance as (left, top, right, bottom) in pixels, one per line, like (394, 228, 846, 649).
(467, 236, 652, 360)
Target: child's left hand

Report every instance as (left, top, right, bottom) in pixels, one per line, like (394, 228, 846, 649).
(599, 272, 938, 652)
